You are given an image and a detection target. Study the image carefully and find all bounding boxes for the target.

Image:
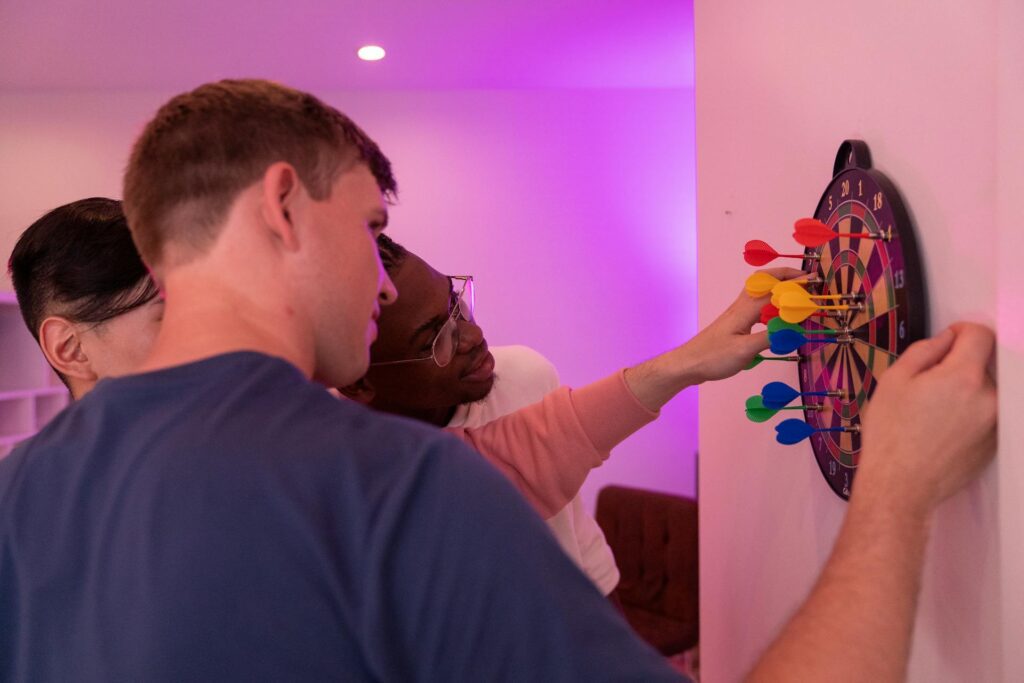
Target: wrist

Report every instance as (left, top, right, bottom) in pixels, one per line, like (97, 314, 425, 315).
(658, 344, 706, 386)
(624, 348, 702, 412)
(849, 456, 936, 527)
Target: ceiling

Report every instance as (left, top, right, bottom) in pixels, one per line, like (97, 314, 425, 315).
(0, 0, 693, 91)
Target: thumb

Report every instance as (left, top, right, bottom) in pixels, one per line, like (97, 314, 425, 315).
(889, 327, 955, 378)
(730, 293, 767, 331)
(941, 322, 996, 370)
(743, 329, 770, 355)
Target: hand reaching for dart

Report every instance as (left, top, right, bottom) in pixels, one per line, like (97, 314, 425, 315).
(623, 267, 805, 410)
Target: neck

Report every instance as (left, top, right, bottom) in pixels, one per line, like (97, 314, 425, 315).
(421, 404, 459, 428)
(138, 268, 314, 379)
(370, 397, 458, 427)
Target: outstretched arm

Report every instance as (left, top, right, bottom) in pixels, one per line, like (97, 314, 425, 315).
(447, 267, 806, 518)
(625, 267, 804, 411)
(448, 371, 656, 518)
(747, 323, 997, 682)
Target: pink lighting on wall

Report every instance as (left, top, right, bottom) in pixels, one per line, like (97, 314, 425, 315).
(0, 1, 692, 90)
(357, 45, 386, 62)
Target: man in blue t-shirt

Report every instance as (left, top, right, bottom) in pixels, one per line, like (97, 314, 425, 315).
(0, 79, 997, 682)
(0, 78, 683, 682)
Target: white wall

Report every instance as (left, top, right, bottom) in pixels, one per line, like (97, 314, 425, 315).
(695, 1, 1019, 681)
(995, 0, 1024, 678)
(0, 87, 698, 509)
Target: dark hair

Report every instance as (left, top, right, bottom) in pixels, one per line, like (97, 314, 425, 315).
(123, 79, 397, 267)
(8, 197, 159, 345)
(376, 233, 408, 275)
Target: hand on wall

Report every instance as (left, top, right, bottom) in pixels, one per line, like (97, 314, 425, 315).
(858, 322, 997, 511)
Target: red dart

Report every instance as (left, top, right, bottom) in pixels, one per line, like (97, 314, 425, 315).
(759, 303, 779, 325)
(760, 302, 826, 325)
(793, 218, 874, 248)
(743, 239, 815, 266)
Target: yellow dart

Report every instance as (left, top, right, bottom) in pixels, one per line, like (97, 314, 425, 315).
(770, 280, 806, 307)
(744, 272, 781, 297)
(746, 271, 819, 297)
(779, 290, 853, 323)
(771, 279, 853, 307)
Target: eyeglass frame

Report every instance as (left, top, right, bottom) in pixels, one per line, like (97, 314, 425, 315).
(369, 275, 474, 368)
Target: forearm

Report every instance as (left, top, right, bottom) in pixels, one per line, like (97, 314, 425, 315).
(747, 490, 931, 682)
(623, 345, 703, 412)
(450, 373, 657, 518)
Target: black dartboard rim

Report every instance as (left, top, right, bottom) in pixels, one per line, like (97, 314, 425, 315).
(797, 140, 928, 500)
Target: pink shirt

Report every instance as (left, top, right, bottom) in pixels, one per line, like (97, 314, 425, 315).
(446, 370, 658, 519)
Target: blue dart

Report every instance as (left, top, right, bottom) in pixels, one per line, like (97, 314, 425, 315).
(769, 328, 842, 355)
(761, 381, 843, 409)
(775, 418, 855, 445)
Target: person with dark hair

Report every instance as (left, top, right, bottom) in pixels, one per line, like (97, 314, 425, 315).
(8, 197, 162, 393)
(344, 238, 623, 595)
(375, 232, 408, 273)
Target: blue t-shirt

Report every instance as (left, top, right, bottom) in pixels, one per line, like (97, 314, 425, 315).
(0, 353, 683, 682)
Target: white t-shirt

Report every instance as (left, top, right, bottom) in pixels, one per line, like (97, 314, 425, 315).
(448, 345, 621, 595)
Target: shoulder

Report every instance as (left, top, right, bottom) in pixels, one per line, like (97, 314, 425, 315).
(240, 379, 491, 505)
(490, 345, 560, 396)
(449, 345, 561, 426)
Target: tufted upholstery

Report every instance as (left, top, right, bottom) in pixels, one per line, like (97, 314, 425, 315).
(595, 485, 699, 655)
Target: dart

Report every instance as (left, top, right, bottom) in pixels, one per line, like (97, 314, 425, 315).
(745, 353, 800, 370)
(769, 328, 842, 355)
(745, 272, 782, 297)
(792, 218, 877, 248)
(770, 281, 800, 307)
(765, 317, 844, 336)
(745, 395, 822, 423)
(760, 381, 844, 409)
(794, 218, 892, 246)
(779, 291, 861, 324)
(775, 418, 859, 445)
(743, 239, 820, 267)
(745, 272, 821, 298)
(760, 303, 827, 325)
(771, 280, 858, 308)
(760, 303, 780, 325)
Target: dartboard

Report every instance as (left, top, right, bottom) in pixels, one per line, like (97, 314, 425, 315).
(797, 140, 928, 500)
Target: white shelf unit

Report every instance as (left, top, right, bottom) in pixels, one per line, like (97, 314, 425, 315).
(0, 291, 70, 459)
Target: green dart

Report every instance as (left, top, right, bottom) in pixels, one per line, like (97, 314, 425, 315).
(745, 353, 800, 370)
(766, 317, 844, 336)
(745, 395, 821, 423)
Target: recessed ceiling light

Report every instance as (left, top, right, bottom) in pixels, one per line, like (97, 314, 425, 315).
(357, 45, 386, 62)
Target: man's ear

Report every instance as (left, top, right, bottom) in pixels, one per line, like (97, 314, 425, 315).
(337, 376, 376, 405)
(260, 161, 303, 253)
(38, 316, 97, 385)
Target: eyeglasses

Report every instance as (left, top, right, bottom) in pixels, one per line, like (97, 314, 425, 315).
(371, 275, 474, 368)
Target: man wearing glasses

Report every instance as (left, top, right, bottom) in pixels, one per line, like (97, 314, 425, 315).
(355, 263, 495, 425)
(345, 237, 621, 596)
